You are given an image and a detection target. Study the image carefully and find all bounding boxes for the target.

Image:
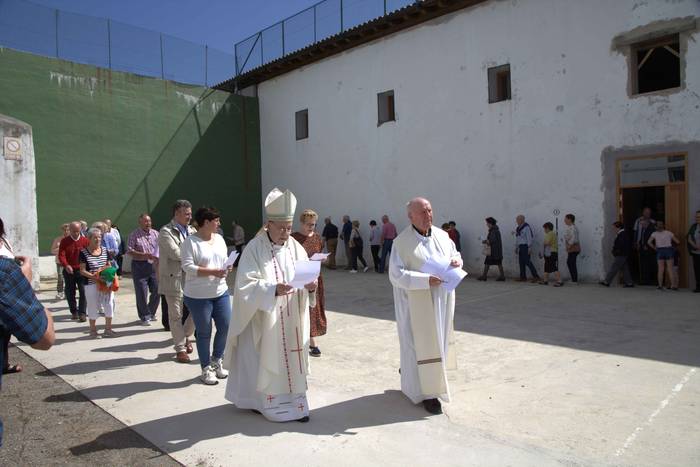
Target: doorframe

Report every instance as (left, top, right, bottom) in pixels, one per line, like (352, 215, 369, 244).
(615, 152, 689, 287)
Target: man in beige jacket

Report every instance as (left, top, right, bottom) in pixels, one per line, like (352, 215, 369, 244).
(158, 200, 196, 363)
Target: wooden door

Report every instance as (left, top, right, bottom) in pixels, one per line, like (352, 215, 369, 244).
(665, 184, 688, 287)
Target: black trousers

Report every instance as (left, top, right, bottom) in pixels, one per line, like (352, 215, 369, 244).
(351, 246, 367, 270)
(370, 245, 381, 271)
(63, 269, 86, 316)
(567, 252, 579, 282)
(693, 254, 700, 291)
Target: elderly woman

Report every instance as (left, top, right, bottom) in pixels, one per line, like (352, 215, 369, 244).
(50, 223, 70, 300)
(93, 221, 119, 268)
(79, 228, 117, 338)
(181, 207, 232, 385)
(292, 209, 327, 357)
(478, 217, 505, 281)
(349, 220, 369, 273)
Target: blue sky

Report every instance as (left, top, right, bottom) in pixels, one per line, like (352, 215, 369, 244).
(30, 0, 318, 53)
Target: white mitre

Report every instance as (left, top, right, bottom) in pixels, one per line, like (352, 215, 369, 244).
(265, 187, 297, 222)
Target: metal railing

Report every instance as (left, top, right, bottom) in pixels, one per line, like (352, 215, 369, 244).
(0, 0, 236, 87)
(235, 0, 417, 76)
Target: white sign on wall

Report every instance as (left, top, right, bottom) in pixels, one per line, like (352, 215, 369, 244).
(3, 136, 22, 160)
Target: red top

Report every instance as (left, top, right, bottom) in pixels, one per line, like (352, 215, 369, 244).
(58, 235, 89, 268)
(448, 229, 458, 243)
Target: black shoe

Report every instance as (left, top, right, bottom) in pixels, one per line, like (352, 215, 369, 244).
(251, 409, 262, 415)
(422, 398, 442, 415)
(309, 346, 321, 357)
(623, 284, 634, 288)
(477, 276, 486, 281)
(694, 289, 700, 293)
(79, 314, 87, 322)
(599, 281, 610, 287)
(496, 276, 506, 281)
(296, 416, 310, 423)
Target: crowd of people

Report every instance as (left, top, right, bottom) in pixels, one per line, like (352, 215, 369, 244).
(0, 198, 698, 437)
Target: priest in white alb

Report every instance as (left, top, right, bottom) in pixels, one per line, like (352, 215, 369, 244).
(224, 188, 317, 423)
(389, 197, 461, 415)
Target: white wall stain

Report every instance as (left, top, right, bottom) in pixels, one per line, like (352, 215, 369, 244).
(175, 91, 201, 108)
(49, 71, 98, 97)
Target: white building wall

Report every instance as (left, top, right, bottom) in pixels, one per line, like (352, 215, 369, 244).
(255, 0, 700, 279)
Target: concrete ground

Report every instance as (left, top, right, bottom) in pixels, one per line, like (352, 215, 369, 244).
(2, 270, 699, 466)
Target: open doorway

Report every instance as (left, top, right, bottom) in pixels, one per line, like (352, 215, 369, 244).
(622, 186, 664, 285)
(617, 154, 688, 287)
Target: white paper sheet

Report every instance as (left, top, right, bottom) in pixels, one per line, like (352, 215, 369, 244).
(222, 250, 239, 269)
(310, 252, 330, 261)
(288, 260, 321, 289)
(440, 266, 468, 292)
(419, 255, 467, 292)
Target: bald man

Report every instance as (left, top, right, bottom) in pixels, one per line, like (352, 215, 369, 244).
(389, 197, 462, 415)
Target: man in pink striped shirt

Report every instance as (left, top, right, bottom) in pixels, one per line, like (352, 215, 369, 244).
(379, 215, 398, 273)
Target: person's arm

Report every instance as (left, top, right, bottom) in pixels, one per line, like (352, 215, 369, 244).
(79, 261, 97, 281)
(689, 228, 698, 249)
(0, 261, 55, 351)
(388, 245, 435, 290)
(159, 228, 182, 262)
(50, 238, 60, 256)
(672, 233, 680, 245)
(58, 238, 71, 271)
(647, 234, 656, 250)
(127, 233, 150, 261)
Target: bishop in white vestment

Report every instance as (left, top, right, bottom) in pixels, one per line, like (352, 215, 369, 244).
(224, 188, 317, 422)
(389, 197, 461, 415)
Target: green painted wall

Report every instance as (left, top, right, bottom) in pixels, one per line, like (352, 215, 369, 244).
(0, 47, 261, 252)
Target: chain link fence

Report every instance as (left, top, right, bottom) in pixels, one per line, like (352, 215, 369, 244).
(0, 0, 236, 87)
(235, 0, 416, 76)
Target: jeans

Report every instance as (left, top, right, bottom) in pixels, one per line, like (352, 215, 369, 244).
(379, 239, 394, 273)
(567, 252, 579, 282)
(63, 268, 86, 316)
(370, 245, 381, 271)
(518, 244, 539, 279)
(184, 293, 231, 368)
(56, 264, 64, 293)
(605, 256, 633, 285)
(132, 260, 159, 321)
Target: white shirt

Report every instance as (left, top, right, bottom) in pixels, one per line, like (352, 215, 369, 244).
(180, 233, 229, 299)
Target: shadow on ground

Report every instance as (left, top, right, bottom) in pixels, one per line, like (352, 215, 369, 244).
(323, 270, 700, 367)
(70, 390, 425, 455)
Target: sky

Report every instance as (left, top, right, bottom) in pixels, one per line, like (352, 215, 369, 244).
(30, 0, 319, 53)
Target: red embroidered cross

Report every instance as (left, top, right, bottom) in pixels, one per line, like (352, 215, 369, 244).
(289, 327, 304, 374)
(267, 395, 275, 404)
(298, 403, 305, 411)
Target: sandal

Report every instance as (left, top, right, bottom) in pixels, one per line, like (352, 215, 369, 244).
(553, 282, 563, 287)
(3, 364, 22, 374)
(309, 346, 321, 357)
(538, 280, 548, 285)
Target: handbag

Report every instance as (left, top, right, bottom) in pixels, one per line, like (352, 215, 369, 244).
(483, 245, 491, 256)
(568, 243, 581, 253)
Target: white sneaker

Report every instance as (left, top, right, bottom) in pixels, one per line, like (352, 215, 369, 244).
(201, 365, 219, 385)
(56, 293, 64, 300)
(140, 319, 152, 326)
(349, 269, 358, 274)
(363, 266, 369, 273)
(211, 358, 228, 379)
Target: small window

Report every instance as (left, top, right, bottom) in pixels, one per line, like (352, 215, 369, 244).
(488, 64, 511, 103)
(632, 34, 680, 95)
(377, 90, 395, 126)
(295, 109, 308, 140)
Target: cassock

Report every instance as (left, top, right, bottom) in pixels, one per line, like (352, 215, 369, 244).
(223, 231, 315, 422)
(389, 225, 459, 404)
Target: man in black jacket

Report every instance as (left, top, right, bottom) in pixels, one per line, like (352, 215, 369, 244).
(600, 221, 634, 287)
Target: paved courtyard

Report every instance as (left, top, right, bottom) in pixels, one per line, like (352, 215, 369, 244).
(4, 270, 700, 466)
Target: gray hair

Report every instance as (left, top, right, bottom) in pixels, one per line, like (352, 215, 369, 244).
(91, 221, 106, 233)
(87, 227, 102, 240)
(172, 199, 192, 215)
